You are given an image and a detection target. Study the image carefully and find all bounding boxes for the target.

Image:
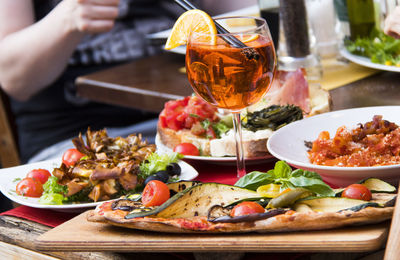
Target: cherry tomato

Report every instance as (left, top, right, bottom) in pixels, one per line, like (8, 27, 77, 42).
(342, 184, 372, 201)
(62, 148, 84, 167)
(141, 180, 170, 207)
(16, 177, 44, 197)
(230, 201, 265, 217)
(173, 143, 200, 156)
(26, 169, 51, 184)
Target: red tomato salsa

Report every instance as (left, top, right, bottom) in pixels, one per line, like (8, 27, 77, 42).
(308, 115, 400, 167)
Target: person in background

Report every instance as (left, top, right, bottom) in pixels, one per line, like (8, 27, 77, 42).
(0, 0, 183, 165)
(0, 0, 255, 211)
(384, 5, 400, 38)
(0, 0, 182, 212)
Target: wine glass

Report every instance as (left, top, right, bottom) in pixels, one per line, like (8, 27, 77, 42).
(185, 16, 276, 178)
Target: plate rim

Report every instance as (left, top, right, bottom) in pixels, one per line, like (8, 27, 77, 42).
(339, 48, 400, 73)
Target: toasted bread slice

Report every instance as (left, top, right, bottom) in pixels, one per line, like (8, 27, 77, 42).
(210, 129, 273, 158)
(157, 122, 211, 156)
(158, 121, 273, 158)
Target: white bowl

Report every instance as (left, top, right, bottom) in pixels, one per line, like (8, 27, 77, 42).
(267, 106, 400, 187)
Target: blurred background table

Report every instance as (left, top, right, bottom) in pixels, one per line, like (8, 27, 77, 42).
(76, 52, 400, 113)
(76, 53, 192, 113)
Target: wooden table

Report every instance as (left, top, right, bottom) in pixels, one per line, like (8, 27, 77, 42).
(75, 52, 400, 112)
(76, 53, 192, 113)
(0, 214, 387, 260)
(1, 52, 400, 259)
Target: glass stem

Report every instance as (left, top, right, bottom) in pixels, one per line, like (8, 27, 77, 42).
(232, 112, 246, 178)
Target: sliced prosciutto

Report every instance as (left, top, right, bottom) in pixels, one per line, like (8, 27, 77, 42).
(264, 69, 310, 114)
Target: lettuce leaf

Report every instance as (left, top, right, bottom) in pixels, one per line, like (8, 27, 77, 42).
(139, 152, 183, 180)
(345, 29, 400, 65)
(39, 176, 68, 205)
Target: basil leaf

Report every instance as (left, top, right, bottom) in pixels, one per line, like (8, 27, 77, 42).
(272, 161, 292, 179)
(307, 184, 336, 197)
(289, 176, 334, 197)
(235, 171, 274, 190)
(291, 169, 322, 180)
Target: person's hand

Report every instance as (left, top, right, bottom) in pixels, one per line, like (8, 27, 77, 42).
(384, 6, 400, 39)
(63, 0, 120, 34)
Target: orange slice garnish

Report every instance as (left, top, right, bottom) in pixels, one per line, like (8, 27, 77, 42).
(165, 10, 217, 50)
(236, 34, 259, 43)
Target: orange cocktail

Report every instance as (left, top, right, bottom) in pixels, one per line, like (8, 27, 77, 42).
(186, 34, 275, 111)
(185, 16, 276, 178)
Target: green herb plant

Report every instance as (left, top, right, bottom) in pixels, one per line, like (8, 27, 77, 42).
(235, 161, 335, 197)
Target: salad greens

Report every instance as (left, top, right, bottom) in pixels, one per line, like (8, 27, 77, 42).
(139, 152, 183, 180)
(38, 152, 184, 205)
(235, 161, 335, 197)
(39, 176, 67, 205)
(345, 29, 400, 66)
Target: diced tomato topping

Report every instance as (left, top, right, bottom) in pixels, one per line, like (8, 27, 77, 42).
(165, 114, 183, 131)
(206, 126, 217, 139)
(191, 122, 206, 136)
(184, 116, 196, 129)
(159, 96, 218, 132)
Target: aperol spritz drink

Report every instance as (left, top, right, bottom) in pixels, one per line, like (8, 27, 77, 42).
(186, 16, 276, 178)
(187, 35, 275, 111)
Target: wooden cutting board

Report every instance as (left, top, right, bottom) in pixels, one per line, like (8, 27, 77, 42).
(35, 211, 390, 252)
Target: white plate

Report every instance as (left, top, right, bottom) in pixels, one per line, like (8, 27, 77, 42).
(0, 158, 198, 212)
(267, 106, 400, 187)
(155, 134, 274, 164)
(340, 48, 400, 73)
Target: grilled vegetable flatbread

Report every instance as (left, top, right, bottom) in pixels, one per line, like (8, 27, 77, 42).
(87, 180, 396, 233)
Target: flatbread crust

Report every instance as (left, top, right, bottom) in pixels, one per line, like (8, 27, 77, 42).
(87, 201, 394, 234)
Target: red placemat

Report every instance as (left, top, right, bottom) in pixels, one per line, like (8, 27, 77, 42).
(0, 205, 79, 227)
(190, 159, 278, 185)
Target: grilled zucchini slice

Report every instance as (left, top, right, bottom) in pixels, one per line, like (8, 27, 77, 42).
(125, 183, 260, 219)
